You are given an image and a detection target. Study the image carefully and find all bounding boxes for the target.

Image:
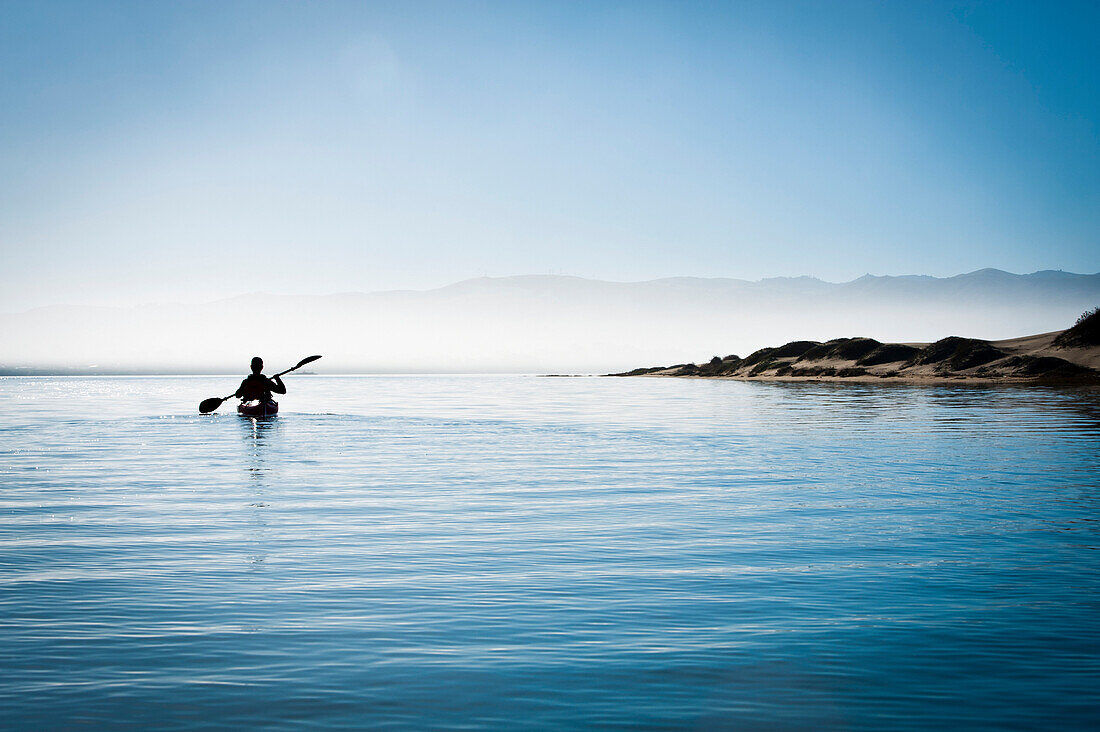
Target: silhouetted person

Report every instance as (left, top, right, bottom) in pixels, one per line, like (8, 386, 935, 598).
(235, 357, 286, 404)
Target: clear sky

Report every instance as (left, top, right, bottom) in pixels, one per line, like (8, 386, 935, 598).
(1, 0, 1097, 311)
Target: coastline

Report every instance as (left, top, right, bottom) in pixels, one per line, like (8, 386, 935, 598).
(610, 311, 1100, 384)
(630, 372, 1100, 385)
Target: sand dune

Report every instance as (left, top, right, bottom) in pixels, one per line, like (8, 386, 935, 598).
(612, 310, 1100, 383)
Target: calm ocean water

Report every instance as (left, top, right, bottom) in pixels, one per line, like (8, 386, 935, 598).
(1, 375, 1099, 730)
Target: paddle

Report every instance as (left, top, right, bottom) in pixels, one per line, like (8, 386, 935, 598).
(199, 355, 322, 413)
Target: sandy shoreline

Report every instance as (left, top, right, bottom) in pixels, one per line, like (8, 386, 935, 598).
(610, 313, 1100, 384)
(632, 372, 1099, 385)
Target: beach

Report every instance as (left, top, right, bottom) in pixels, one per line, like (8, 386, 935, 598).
(614, 312, 1100, 384)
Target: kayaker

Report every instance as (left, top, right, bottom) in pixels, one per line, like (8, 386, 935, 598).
(235, 357, 286, 404)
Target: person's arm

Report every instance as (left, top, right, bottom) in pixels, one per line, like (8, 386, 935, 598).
(234, 379, 247, 398)
(270, 375, 286, 394)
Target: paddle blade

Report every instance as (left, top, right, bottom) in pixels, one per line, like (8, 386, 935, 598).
(199, 397, 224, 414)
(295, 354, 322, 369)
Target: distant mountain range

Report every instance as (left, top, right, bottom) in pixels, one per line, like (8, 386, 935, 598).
(2, 269, 1098, 374)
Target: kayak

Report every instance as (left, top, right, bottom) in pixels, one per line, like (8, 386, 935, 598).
(238, 400, 279, 417)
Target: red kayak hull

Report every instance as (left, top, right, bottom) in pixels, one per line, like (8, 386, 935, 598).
(238, 400, 279, 417)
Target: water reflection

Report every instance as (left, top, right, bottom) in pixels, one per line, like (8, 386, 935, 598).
(239, 414, 280, 476)
(1, 376, 1099, 730)
(237, 415, 280, 572)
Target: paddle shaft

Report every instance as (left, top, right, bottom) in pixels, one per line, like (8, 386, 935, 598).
(271, 366, 299, 379)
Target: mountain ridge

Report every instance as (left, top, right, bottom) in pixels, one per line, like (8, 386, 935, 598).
(7, 268, 1100, 316)
(3, 269, 1098, 374)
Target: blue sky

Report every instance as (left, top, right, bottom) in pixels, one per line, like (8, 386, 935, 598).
(1, 0, 1097, 310)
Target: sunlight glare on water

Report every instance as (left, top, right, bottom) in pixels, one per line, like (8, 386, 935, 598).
(1, 375, 1099, 729)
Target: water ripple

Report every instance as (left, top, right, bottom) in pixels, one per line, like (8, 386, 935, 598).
(1, 376, 1099, 729)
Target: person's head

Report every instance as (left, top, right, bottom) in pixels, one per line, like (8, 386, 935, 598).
(250, 357, 263, 374)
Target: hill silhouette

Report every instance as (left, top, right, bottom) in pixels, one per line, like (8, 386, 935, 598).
(2, 269, 1098, 374)
(612, 309, 1100, 383)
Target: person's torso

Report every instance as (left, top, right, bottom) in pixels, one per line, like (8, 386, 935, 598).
(240, 374, 273, 402)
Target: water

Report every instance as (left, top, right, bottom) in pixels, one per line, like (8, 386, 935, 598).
(2, 375, 1099, 729)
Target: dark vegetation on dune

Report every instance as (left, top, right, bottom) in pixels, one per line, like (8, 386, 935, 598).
(992, 355, 1095, 378)
(858, 343, 922, 366)
(769, 341, 819, 359)
(799, 337, 882, 362)
(611, 308, 1100, 382)
(1053, 307, 1100, 348)
(908, 337, 1007, 371)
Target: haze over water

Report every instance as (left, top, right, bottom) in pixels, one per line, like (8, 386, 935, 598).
(3, 375, 1099, 728)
